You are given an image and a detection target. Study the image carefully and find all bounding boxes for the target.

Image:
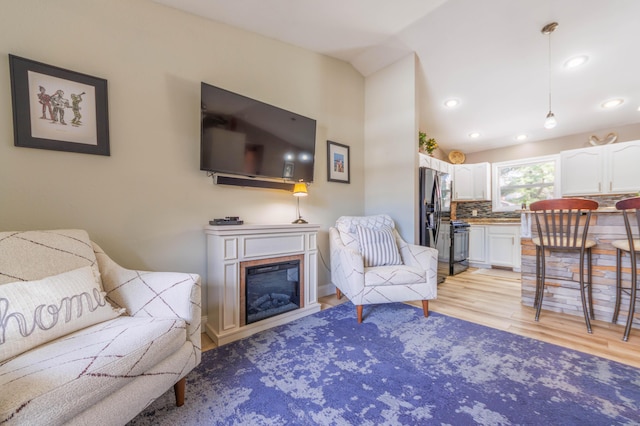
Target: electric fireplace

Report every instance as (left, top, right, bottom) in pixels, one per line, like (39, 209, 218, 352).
(240, 254, 304, 326)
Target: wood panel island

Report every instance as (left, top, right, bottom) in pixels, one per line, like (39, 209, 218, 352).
(520, 207, 639, 329)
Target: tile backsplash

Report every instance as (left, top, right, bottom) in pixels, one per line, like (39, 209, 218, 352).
(577, 194, 638, 208)
(454, 201, 519, 219)
(454, 194, 637, 220)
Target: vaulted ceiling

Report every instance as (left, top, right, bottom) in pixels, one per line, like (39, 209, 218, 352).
(155, 0, 640, 153)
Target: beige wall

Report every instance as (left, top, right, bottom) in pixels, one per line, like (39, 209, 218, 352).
(464, 122, 640, 164)
(0, 1, 366, 308)
(364, 54, 419, 242)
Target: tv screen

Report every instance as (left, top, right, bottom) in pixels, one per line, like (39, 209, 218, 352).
(201, 82, 316, 183)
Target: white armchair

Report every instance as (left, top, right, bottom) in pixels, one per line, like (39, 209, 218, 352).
(329, 215, 438, 323)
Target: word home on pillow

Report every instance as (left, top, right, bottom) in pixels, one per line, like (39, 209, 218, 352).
(0, 266, 124, 361)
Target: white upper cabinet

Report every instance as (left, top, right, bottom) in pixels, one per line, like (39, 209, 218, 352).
(608, 142, 640, 193)
(453, 162, 491, 201)
(560, 147, 604, 195)
(561, 140, 640, 195)
(418, 153, 453, 175)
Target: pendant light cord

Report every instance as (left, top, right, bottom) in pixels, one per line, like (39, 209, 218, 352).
(548, 30, 552, 112)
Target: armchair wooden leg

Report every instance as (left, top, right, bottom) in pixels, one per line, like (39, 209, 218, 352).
(357, 305, 363, 323)
(422, 300, 429, 318)
(336, 288, 342, 299)
(174, 377, 186, 407)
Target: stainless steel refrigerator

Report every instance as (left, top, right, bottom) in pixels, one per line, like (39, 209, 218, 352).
(419, 167, 452, 283)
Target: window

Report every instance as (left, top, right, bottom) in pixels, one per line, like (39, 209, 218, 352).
(492, 155, 560, 212)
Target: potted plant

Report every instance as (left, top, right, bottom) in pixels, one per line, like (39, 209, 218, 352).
(419, 131, 438, 156)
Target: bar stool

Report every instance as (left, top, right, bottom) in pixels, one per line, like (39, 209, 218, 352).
(611, 196, 640, 341)
(529, 198, 599, 333)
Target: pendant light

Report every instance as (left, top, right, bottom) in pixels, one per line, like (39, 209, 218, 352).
(542, 22, 558, 129)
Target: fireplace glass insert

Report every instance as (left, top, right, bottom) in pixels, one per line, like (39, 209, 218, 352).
(244, 259, 301, 325)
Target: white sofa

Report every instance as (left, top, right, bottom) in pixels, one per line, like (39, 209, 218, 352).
(0, 230, 201, 425)
(330, 215, 438, 322)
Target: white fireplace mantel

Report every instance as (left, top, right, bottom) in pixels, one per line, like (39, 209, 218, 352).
(204, 223, 321, 346)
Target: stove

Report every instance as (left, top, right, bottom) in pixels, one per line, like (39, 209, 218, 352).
(449, 220, 470, 275)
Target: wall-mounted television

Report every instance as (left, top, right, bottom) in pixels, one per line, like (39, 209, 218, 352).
(200, 82, 317, 183)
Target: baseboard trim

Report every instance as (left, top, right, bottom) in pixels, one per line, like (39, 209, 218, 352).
(318, 282, 336, 298)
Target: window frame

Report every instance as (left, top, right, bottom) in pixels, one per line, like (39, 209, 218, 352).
(491, 154, 561, 212)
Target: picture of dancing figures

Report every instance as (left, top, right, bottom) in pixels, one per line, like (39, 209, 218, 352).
(9, 55, 110, 156)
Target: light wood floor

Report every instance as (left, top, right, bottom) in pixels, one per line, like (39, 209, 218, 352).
(203, 268, 640, 369)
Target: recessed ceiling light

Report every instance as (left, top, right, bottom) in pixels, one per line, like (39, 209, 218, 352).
(468, 132, 481, 139)
(601, 98, 624, 109)
(563, 55, 589, 69)
(444, 99, 460, 108)
(516, 134, 528, 141)
(637, 106, 640, 112)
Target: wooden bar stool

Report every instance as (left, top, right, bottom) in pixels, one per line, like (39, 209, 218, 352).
(611, 196, 640, 341)
(529, 198, 598, 333)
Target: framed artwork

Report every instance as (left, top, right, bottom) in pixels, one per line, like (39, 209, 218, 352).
(9, 54, 110, 156)
(283, 161, 294, 179)
(327, 140, 350, 183)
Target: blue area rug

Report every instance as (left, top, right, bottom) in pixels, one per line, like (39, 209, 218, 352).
(129, 302, 640, 425)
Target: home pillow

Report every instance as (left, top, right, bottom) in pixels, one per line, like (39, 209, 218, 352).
(0, 266, 125, 362)
(355, 225, 403, 267)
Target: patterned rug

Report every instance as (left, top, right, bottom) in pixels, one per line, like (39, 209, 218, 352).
(129, 302, 640, 425)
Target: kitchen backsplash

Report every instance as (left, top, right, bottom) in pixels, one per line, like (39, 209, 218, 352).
(454, 194, 637, 220)
(578, 194, 638, 208)
(454, 201, 519, 219)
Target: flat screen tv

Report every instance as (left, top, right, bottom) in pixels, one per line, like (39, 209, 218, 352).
(201, 82, 317, 183)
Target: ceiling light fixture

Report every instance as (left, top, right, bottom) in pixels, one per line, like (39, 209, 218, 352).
(516, 134, 528, 141)
(564, 55, 588, 69)
(601, 98, 624, 109)
(468, 132, 481, 139)
(444, 99, 460, 108)
(542, 22, 558, 129)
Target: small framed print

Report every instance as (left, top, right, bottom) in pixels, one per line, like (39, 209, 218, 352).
(9, 54, 110, 156)
(283, 161, 294, 179)
(327, 140, 350, 184)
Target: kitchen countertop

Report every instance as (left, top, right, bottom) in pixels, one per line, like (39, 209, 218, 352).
(518, 207, 619, 214)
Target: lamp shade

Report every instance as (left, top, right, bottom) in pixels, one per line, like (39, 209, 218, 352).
(293, 183, 308, 197)
(544, 111, 557, 129)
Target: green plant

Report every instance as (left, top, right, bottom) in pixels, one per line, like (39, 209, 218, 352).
(419, 131, 438, 154)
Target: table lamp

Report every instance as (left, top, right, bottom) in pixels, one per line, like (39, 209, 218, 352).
(292, 182, 308, 224)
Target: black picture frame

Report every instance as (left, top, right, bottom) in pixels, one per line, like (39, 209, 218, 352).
(283, 161, 294, 179)
(327, 140, 350, 184)
(9, 55, 110, 156)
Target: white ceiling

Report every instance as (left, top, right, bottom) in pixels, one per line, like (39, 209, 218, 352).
(155, 0, 640, 154)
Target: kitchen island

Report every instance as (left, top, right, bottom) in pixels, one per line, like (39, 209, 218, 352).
(520, 208, 639, 328)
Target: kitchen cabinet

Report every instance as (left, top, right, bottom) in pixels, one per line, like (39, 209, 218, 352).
(487, 225, 520, 269)
(468, 224, 521, 271)
(453, 162, 491, 201)
(469, 225, 487, 264)
(419, 153, 453, 175)
(561, 140, 640, 195)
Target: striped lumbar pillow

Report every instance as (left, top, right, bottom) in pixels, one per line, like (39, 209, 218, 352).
(355, 226, 403, 267)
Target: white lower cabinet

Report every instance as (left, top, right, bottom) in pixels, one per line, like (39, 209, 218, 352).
(469, 226, 487, 264)
(488, 225, 520, 269)
(469, 224, 521, 271)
